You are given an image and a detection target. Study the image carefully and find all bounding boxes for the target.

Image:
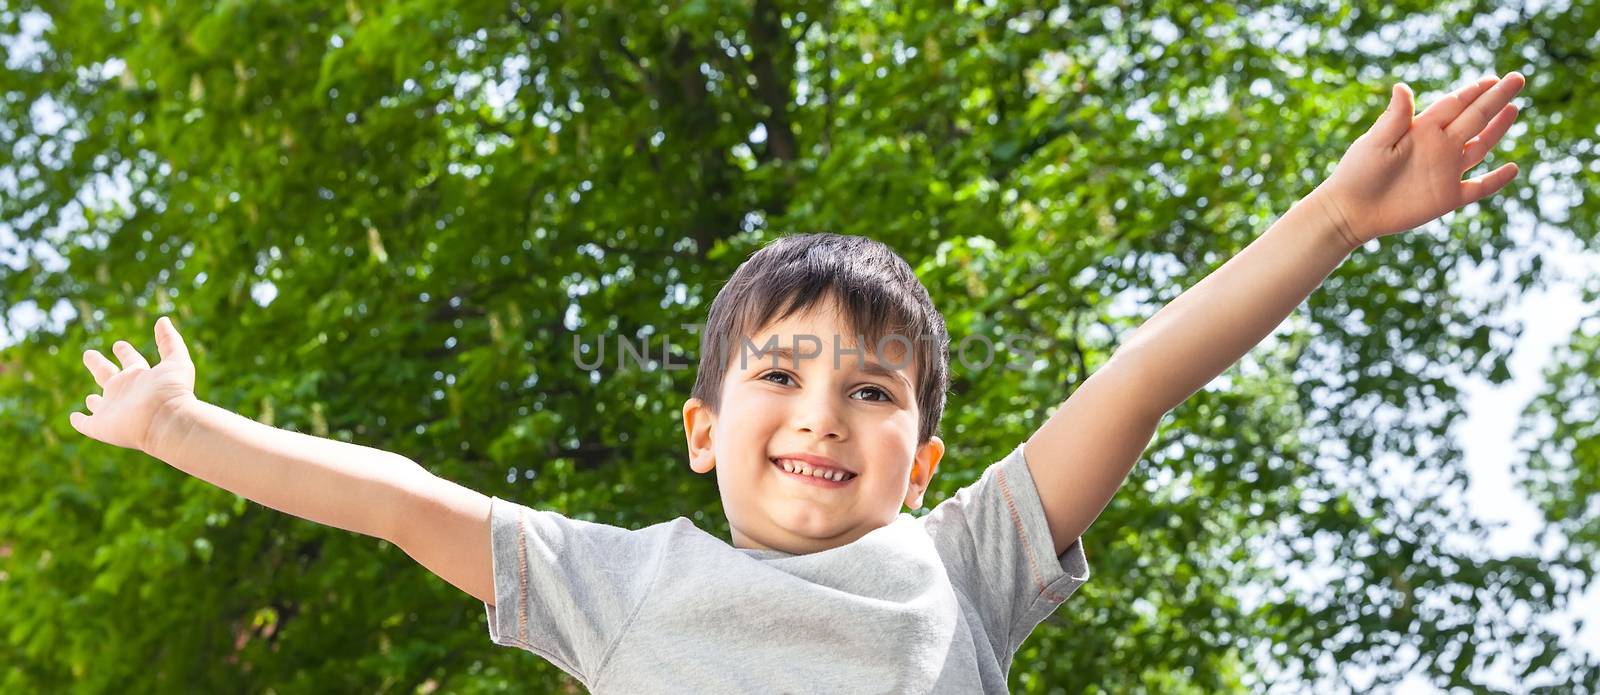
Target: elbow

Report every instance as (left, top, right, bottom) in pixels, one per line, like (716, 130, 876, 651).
(377, 458, 434, 546)
(1086, 357, 1169, 422)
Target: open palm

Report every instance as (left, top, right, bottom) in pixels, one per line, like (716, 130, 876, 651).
(69, 316, 197, 455)
(1316, 72, 1525, 247)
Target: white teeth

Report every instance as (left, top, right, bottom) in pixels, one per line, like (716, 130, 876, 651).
(775, 459, 852, 482)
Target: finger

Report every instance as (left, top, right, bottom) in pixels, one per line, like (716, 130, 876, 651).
(83, 349, 119, 388)
(1447, 71, 1525, 142)
(112, 340, 151, 371)
(1460, 162, 1519, 207)
(86, 393, 103, 413)
(1462, 103, 1519, 172)
(69, 411, 91, 437)
(1417, 75, 1500, 131)
(1370, 82, 1415, 148)
(155, 316, 192, 364)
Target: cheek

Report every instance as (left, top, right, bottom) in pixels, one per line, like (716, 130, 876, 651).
(735, 391, 788, 426)
(715, 389, 786, 450)
(860, 410, 916, 444)
(864, 409, 915, 432)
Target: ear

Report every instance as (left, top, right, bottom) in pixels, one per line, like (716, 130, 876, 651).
(904, 435, 945, 510)
(683, 397, 717, 474)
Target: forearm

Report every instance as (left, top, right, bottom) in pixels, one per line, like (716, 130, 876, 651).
(146, 397, 426, 542)
(1106, 189, 1359, 416)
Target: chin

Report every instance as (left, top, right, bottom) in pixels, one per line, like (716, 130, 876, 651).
(774, 510, 850, 538)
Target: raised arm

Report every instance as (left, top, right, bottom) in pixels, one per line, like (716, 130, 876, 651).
(144, 397, 424, 541)
(1025, 72, 1528, 555)
(150, 399, 497, 604)
(1024, 192, 1350, 556)
(72, 317, 495, 604)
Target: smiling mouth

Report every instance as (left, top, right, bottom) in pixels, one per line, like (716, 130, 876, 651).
(771, 458, 858, 484)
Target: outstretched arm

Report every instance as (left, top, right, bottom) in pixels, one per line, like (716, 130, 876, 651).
(1023, 190, 1350, 556)
(146, 397, 429, 542)
(72, 318, 495, 604)
(152, 399, 497, 603)
(1024, 72, 1528, 555)
(71, 318, 424, 542)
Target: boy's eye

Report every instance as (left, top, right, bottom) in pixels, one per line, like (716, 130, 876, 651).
(759, 371, 795, 386)
(852, 386, 892, 403)
(758, 371, 894, 403)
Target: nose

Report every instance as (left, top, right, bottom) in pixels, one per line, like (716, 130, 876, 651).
(794, 390, 848, 440)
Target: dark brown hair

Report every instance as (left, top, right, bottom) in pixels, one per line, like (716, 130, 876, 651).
(690, 233, 949, 443)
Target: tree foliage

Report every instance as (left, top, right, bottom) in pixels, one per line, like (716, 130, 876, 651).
(2, 0, 1596, 692)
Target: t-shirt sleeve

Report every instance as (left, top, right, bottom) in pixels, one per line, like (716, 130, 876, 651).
(916, 441, 1090, 662)
(481, 496, 667, 685)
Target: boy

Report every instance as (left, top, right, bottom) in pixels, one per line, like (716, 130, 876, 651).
(68, 72, 1526, 692)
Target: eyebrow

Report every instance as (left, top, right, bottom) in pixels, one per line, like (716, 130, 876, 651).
(747, 345, 912, 391)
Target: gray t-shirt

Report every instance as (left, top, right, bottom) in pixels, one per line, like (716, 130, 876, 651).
(483, 441, 1090, 693)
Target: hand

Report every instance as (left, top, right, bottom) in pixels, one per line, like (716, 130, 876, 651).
(69, 316, 198, 456)
(1313, 71, 1526, 249)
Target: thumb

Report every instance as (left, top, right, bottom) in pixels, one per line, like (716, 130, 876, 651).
(69, 411, 93, 439)
(155, 316, 192, 364)
(1371, 82, 1414, 146)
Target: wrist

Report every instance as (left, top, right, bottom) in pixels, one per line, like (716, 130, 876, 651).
(1310, 186, 1363, 253)
(143, 394, 201, 460)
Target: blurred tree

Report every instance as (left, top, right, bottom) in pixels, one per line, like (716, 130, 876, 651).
(1, 0, 1595, 692)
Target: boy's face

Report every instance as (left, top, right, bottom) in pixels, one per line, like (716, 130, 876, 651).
(681, 296, 945, 555)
